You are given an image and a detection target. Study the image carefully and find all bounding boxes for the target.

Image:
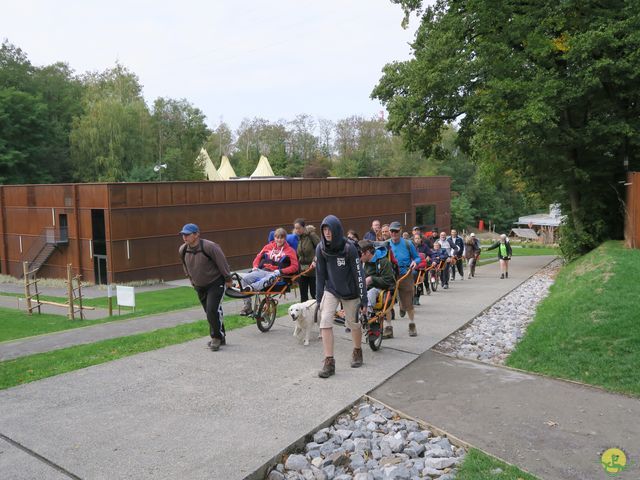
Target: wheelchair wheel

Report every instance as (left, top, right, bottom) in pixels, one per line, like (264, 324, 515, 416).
(256, 297, 277, 332)
(430, 271, 439, 292)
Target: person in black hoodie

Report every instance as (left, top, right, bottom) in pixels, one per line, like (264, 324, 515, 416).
(316, 214, 367, 378)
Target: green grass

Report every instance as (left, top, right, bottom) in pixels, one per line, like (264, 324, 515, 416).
(457, 449, 539, 479)
(507, 240, 640, 396)
(0, 302, 291, 390)
(478, 246, 559, 266)
(0, 287, 204, 343)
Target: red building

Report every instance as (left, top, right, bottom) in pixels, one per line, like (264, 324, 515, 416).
(0, 177, 450, 284)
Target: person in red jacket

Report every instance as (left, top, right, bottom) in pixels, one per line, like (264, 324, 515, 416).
(240, 227, 299, 315)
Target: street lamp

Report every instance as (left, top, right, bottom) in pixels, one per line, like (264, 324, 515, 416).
(154, 163, 167, 181)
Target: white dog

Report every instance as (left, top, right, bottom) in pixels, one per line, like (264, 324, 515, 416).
(288, 299, 318, 346)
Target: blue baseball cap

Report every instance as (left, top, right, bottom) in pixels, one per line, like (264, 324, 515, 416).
(180, 223, 199, 235)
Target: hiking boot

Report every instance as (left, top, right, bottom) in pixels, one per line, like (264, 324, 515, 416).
(209, 337, 222, 351)
(318, 357, 335, 378)
(208, 337, 226, 348)
(351, 348, 363, 368)
(239, 306, 253, 316)
(382, 325, 394, 339)
(443, 284, 449, 289)
(500, 273, 505, 279)
(408, 322, 417, 337)
(505, 272, 509, 278)
(400, 309, 406, 318)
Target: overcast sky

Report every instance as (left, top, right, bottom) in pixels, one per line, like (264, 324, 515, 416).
(2, 1, 422, 131)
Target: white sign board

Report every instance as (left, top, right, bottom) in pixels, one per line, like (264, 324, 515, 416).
(116, 286, 136, 308)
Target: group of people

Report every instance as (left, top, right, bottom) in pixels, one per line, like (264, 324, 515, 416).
(178, 215, 514, 378)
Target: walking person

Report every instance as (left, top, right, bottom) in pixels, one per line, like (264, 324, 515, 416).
(294, 218, 320, 302)
(387, 221, 420, 336)
(179, 223, 232, 351)
(316, 215, 367, 378)
(438, 231, 454, 288)
(487, 234, 513, 279)
(447, 229, 465, 280)
(464, 233, 481, 278)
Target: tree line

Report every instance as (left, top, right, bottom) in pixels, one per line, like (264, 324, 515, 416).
(1, 39, 544, 232)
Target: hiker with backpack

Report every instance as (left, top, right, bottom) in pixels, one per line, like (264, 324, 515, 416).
(387, 221, 421, 337)
(316, 215, 367, 378)
(179, 223, 233, 351)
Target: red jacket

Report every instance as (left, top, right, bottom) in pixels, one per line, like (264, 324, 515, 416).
(252, 241, 299, 275)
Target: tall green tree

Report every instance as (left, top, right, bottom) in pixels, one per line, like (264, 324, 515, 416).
(0, 41, 83, 184)
(70, 64, 153, 181)
(374, 0, 640, 257)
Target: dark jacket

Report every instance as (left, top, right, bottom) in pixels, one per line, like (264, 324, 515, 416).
(487, 240, 512, 260)
(297, 226, 320, 276)
(363, 230, 380, 241)
(430, 248, 449, 264)
(447, 235, 464, 257)
(315, 215, 367, 306)
(363, 255, 395, 291)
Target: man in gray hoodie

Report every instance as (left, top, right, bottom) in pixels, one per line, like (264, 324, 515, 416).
(315, 215, 367, 378)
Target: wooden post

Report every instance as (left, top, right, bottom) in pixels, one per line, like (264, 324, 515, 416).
(23, 262, 32, 315)
(76, 275, 84, 320)
(67, 264, 74, 320)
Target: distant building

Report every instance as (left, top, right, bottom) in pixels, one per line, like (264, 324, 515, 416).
(514, 204, 564, 243)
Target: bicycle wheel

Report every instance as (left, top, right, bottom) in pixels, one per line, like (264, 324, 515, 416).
(256, 297, 277, 332)
(430, 271, 439, 292)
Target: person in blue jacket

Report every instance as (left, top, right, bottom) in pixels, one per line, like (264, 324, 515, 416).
(431, 241, 451, 289)
(387, 221, 420, 337)
(316, 215, 367, 378)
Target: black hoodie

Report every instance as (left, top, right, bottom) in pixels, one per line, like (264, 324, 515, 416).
(315, 215, 366, 306)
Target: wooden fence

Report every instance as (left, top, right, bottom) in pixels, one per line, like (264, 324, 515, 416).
(625, 171, 640, 249)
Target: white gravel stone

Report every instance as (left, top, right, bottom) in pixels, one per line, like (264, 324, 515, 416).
(435, 260, 560, 365)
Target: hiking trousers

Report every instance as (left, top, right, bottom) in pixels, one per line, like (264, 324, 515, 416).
(194, 276, 226, 340)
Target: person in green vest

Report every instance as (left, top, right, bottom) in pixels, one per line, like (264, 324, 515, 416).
(486, 234, 513, 279)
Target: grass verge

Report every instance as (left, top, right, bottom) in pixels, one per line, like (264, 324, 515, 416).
(0, 303, 290, 390)
(457, 449, 538, 479)
(507, 241, 640, 396)
(0, 287, 206, 342)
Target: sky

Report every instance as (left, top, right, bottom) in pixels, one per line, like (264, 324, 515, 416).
(1, 0, 422, 131)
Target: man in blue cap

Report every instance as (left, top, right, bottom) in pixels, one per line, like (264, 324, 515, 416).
(179, 223, 232, 351)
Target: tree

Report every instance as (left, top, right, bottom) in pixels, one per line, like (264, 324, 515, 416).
(374, 0, 640, 257)
(0, 41, 83, 184)
(204, 121, 235, 165)
(70, 64, 153, 181)
(151, 97, 210, 181)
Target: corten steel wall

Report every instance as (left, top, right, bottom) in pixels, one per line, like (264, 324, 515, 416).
(625, 172, 640, 249)
(108, 177, 451, 283)
(0, 184, 110, 282)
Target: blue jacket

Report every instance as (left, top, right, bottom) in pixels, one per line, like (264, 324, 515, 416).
(315, 215, 367, 306)
(430, 248, 449, 264)
(387, 238, 420, 275)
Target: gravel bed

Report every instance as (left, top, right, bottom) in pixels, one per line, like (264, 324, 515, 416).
(434, 259, 561, 364)
(266, 400, 466, 480)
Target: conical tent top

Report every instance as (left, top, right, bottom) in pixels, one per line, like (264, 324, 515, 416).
(199, 148, 222, 181)
(218, 155, 237, 180)
(250, 155, 275, 178)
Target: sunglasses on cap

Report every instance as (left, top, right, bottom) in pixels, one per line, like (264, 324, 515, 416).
(390, 229, 400, 233)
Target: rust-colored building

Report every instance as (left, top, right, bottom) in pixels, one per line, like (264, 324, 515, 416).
(0, 177, 450, 284)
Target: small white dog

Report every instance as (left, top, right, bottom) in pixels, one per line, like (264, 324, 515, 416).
(288, 299, 318, 346)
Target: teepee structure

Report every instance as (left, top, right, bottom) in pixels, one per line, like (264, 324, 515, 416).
(199, 148, 222, 181)
(217, 155, 237, 180)
(250, 155, 275, 178)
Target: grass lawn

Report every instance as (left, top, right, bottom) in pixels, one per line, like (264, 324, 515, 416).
(0, 302, 290, 390)
(478, 246, 559, 266)
(0, 287, 205, 343)
(457, 449, 538, 479)
(507, 240, 640, 396)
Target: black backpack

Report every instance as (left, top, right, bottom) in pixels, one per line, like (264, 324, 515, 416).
(181, 239, 214, 270)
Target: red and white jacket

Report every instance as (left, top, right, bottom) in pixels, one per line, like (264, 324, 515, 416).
(252, 241, 299, 275)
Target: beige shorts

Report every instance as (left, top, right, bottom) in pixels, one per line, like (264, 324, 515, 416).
(397, 275, 414, 313)
(319, 291, 361, 330)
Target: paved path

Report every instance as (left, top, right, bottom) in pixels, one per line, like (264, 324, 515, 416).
(0, 257, 561, 479)
(370, 351, 640, 480)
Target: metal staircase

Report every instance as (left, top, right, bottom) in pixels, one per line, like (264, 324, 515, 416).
(23, 226, 68, 276)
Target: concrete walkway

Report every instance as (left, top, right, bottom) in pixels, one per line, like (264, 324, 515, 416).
(0, 256, 565, 479)
(370, 351, 640, 480)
